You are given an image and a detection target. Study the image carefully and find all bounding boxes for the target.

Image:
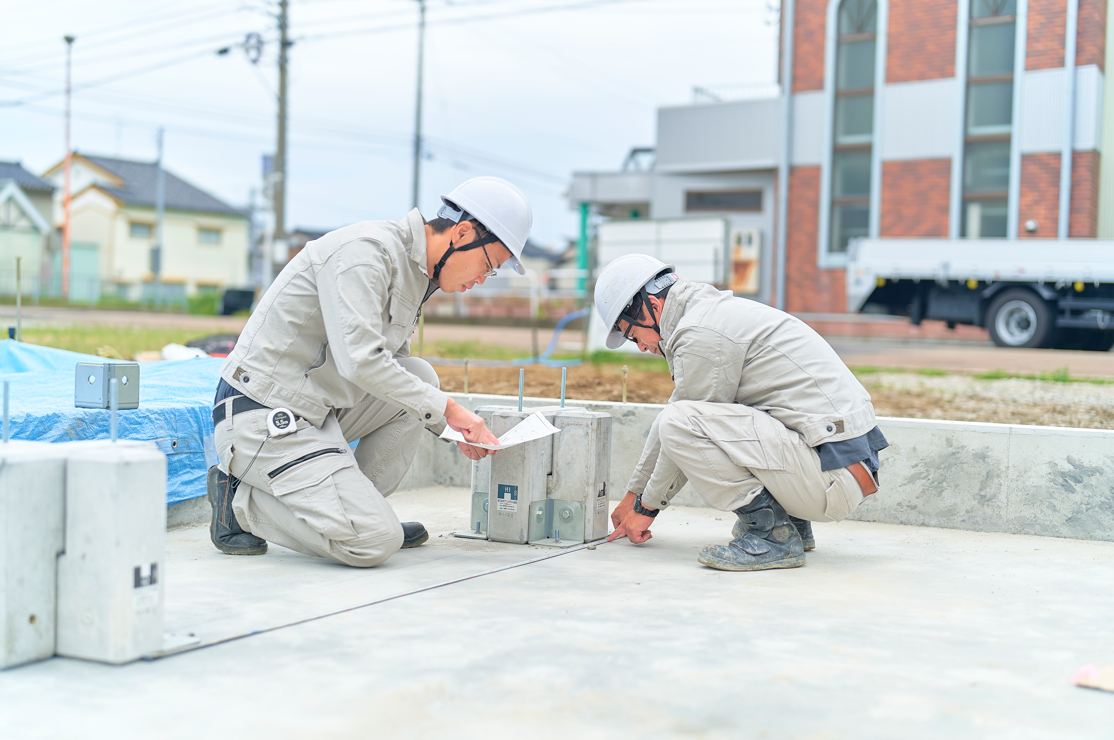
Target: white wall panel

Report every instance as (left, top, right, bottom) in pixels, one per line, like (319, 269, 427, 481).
(881, 78, 958, 161)
(791, 91, 825, 165)
(1021, 67, 1067, 153)
(1074, 65, 1104, 151)
(656, 98, 782, 172)
(1020, 65, 1105, 153)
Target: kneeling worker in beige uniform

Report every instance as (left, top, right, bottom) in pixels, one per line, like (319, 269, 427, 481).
(207, 177, 532, 567)
(598, 254, 886, 571)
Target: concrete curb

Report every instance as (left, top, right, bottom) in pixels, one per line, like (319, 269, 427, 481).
(173, 393, 1113, 542)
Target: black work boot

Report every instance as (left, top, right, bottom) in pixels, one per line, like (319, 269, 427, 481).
(789, 516, 815, 551)
(699, 490, 805, 571)
(732, 511, 815, 551)
(400, 522, 429, 549)
(207, 466, 268, 556)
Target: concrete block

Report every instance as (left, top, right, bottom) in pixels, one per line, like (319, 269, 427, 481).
(56, 443, 167, 664)
(550, 410, 612, 542)
(487, 409, 554, 544)
(849, 419, 1013, 533)
(0, 442, 67, 670)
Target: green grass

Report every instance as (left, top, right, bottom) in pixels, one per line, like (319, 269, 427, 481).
(970, 366, 1114, 385)
(18, 326, 230, 359)
(849, 365, 883, 375)
(918, 368, 947, 376)
(417, 341, 669, 369)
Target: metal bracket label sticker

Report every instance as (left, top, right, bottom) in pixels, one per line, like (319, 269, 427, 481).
(596, 486, 607, 514)
(497, 484, 519, 512)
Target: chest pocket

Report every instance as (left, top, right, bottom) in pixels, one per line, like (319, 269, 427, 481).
(386, 293, 420, 351)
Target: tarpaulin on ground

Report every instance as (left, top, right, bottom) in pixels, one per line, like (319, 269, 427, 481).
(0, 340, 221, 505)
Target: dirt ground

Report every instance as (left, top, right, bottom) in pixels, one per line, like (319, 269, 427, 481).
(433, 363, 676, 405)
(432, 364, 1114, 430)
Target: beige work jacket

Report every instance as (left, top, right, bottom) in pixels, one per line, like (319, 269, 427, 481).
(629, 279, 877, 508)
(219, 209, 449, 428)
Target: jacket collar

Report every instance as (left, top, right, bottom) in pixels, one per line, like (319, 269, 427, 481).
(404, 208, 430, 277)
(657, 278, 696, 345)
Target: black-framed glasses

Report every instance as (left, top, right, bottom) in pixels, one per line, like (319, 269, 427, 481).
(480, 245, 497, 278)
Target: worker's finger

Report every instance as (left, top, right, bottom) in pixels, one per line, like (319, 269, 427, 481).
(629, 528, 652, 544)
(607, 524, 627, 542)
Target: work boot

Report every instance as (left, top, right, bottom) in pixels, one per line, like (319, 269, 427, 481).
(401, 522, 429, 549)
(207, 466, 268, 556)
(699, 490, 805, 571)
(732, 513, 815, 551)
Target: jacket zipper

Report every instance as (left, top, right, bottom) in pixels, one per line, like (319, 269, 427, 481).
(268, 448, 346, 479)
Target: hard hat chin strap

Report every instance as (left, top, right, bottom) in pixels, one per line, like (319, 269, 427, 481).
(431, 232, 500, 282)
(618, 289, 663, 342)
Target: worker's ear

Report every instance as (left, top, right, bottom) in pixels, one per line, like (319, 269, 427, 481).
(455, 220, 475, 241)
(649, 294, 665, 318)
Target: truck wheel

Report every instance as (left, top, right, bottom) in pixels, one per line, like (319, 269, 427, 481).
(986, 289, 1055, 348)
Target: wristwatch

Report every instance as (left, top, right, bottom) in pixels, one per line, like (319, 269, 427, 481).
(633, 496, 659, 518)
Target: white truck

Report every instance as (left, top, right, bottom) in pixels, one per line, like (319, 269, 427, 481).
(846, 239, 1114, 351)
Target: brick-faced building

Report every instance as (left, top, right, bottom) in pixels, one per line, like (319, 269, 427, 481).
(570, 0, 1112, 314)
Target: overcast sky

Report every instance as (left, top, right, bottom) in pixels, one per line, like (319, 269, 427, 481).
(1, 0, 778, 249)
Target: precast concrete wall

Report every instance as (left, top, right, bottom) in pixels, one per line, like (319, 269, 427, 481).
(402, 393, 1114, 543)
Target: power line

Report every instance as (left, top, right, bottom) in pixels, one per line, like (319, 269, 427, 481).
(295, 0, 658, 42)
(0, 0, 241, 61)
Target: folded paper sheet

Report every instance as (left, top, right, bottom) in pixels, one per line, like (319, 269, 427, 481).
(439, 411, 560, 450)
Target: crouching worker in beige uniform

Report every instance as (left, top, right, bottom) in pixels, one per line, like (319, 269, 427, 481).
(597, 254, 886, 571)
(207, 177, 532, 567)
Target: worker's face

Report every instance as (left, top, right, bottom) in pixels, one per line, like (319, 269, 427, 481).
(616, 298, 664, 355)
(440, 222, 513, 294)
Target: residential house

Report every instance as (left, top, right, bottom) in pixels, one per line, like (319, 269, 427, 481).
(0, 162, 55, 296)
(41, 153, 249, 303)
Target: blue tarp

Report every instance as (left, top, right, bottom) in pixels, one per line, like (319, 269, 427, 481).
(0, 340, 221, 505)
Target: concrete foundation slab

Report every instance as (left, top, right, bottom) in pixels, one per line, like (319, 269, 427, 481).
(1, 486, 1111, 739)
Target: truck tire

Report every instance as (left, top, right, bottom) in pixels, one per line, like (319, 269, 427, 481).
(1052, 329, 1114, 351)
(986, 289, 1056, 348)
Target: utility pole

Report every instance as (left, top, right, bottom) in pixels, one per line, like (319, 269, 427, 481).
(153, 127, 165, 308)
(411, 0, 426, 210)
(274, 0, 289, 253)
(62, 35, 74, 300)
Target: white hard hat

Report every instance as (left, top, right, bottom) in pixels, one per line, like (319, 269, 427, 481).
(594, 254, 675, 349)
(437, 176, 532, 275)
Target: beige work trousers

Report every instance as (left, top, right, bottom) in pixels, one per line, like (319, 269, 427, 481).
(213, 357, 440, 567)
(655, 400, 870, 522)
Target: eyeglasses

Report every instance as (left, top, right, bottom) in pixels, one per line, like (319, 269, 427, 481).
(480, 245, 498, 278)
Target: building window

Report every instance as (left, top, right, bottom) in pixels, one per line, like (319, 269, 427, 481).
(198, 228, 222, 245)
(830, 0, 877, 254)
(962, 0, 1015, 237)
(130, 222, 153, 239)
(685, 190, 763, 212)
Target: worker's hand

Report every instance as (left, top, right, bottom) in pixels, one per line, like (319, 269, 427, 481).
(608, 507, 655, 545)
(611, 490, 638, 529)
(445, 398, 499, 460)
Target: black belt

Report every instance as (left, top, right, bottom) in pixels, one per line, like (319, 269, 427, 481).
(212, 395, 269, 425)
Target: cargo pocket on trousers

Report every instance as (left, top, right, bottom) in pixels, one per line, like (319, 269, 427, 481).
(267, 447, 357, 541)
(822, 469, 861, 523)
(691, 410, 788, 472)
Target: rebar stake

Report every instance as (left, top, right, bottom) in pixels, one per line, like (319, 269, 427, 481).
(15, 257, 21, 342)
(464, 358, 469, 395)
(109, 377, 119, 443)
(518, 368, 524, 412)
(622, 365, 628, 404)
(2, 380, 9, 443)
(560, 367, 566, 408)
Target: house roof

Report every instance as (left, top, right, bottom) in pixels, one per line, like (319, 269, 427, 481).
(76, 154, 244, 217)
(0, 161, 55, 194)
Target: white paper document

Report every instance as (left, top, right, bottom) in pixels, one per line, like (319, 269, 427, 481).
(439, 411, 560, 450)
